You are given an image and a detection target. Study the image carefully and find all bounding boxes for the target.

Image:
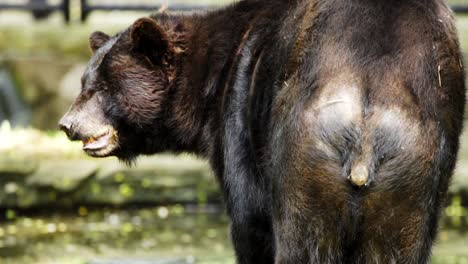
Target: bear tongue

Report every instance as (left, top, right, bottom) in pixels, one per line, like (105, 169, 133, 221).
(83, 133, 111, 150)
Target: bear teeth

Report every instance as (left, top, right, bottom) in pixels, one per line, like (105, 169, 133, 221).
(83, 137, 95, 145)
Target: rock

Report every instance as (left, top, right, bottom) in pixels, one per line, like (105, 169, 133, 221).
(96, 155, 213, 187)
(26, 159, 98, 192)
(74, 155, 221, 206)
(0, 156, 38, 178)
(0, 126, 223, 207)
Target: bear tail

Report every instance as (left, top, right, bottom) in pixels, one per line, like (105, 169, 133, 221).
(349, 162, 369, 187)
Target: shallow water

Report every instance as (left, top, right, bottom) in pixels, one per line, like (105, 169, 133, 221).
(0, 205, 466, 264)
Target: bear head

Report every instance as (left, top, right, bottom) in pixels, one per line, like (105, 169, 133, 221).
(59, 17, 185, 162)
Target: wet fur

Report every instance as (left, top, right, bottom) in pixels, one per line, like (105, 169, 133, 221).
(63, 0, 465, 263)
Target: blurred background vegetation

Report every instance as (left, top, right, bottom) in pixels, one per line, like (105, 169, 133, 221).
(0, 0, 468, 263)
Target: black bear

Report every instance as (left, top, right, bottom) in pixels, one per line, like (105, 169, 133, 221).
(59, 0, 466, 263)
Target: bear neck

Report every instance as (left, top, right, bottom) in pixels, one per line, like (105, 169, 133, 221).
(163, 3, 275, 157)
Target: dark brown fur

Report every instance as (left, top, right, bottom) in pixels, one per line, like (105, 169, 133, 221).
(59, 0, 466, 263)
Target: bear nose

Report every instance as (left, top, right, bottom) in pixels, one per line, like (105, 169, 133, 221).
(58, 118, 75, 139)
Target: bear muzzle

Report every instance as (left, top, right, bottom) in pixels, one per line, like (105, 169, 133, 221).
(59, 112, 119, 157)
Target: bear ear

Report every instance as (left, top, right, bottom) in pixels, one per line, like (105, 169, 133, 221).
(89, 31, 110, 53)
(130, 17, 170, 65)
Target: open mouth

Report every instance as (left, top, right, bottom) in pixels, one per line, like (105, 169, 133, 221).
(82, 130, 118, 157)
